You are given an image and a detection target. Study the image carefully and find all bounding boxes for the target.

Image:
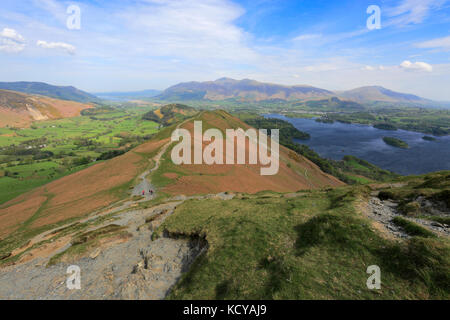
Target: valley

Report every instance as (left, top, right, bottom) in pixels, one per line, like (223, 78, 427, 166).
(3, 0, 450, 305)
(0, 82, 448, 301)
(0, 107, 159, 205)
(0, 122, 448, 298)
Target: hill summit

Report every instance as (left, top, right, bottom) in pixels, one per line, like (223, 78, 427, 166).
(142, 104, 198, 126)
(152, 110, 343, 195)
(157, 78, 333, 102)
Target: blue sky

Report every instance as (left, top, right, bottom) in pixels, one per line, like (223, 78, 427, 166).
(1, 0, 450, 100)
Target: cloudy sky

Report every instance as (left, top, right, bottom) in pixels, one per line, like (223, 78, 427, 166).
(1, 0, 450, 100)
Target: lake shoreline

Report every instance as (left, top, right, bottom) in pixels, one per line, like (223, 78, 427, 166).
(265, 114, 450, 176)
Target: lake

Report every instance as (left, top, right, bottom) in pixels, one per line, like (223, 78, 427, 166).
(265, 114, 450, 175)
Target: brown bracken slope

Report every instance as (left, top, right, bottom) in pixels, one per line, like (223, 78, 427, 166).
(0, 90, 93, 128)
(156, 110, 344, 195)
(0, 138, 168, 237)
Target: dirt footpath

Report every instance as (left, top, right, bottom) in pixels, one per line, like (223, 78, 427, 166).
(0, 200, 206, 300)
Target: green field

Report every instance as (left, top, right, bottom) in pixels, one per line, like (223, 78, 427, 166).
(0, 106, 160, 204)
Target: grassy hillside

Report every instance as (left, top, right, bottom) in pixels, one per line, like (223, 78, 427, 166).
(0, 108, 342, 254)
(378, 171, 450, 221)
(150, 110, 343, 195)
(0, 122, 165, 238)
(142, 104, 198, 126)
(0, 90, 94, 128)
(0, 105, 447, 300)
(156, 182, 449, 299)
(0, 107, 159, 204)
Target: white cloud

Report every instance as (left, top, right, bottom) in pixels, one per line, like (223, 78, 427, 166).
(385, 0, 448, 26)
(400, 60, 433, 72)
(415, 36, 450, 49)
(361, 65, 388, 72)
(116, 0, 257, 62)
(293, 34, 322, 41)
(1, 28, 24, 42)
(31, 0, 67, 24)
(36, 40, 76, 55)
(1, 0, 450, 99)
(0, 28, 26, 53)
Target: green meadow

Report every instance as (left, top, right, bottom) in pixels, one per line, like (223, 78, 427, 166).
(0, 107, 160, 205)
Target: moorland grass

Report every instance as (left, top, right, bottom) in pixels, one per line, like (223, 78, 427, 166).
(392, 216, 436, 238)
(155, 187, 449, 299)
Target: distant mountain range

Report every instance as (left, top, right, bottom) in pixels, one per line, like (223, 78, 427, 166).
(153, 78, 440, 106)
(0, 79, 444, 107)
(156, 78, 333, 102)
(93, 89, 161, 101)
(336, 86, 431, 104)
(0, 82, 100, 103)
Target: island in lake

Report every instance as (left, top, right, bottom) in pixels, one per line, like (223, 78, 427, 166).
(374, 123, 397, 131)
(383, 137, 409, 149)
(422, 136, 437, 141)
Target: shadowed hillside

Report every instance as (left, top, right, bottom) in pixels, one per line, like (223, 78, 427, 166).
(142, 104, 198, 126)
(0, 82, 100, 103)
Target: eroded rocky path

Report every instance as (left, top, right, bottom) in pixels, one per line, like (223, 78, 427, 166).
(0, 135, 233, 300)
(365, 191, 449, 239)
(131, 139, 172, 201)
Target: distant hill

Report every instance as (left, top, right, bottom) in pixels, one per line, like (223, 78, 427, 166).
(0, 89, 93, 127)
(142, 103, 198, 126)
(94, 89, 161, 101)
(157, 78, 333, 102)
(338, 86, 431, 104)
(0, 82, 100, 103)
(293, 96, 365, 111)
